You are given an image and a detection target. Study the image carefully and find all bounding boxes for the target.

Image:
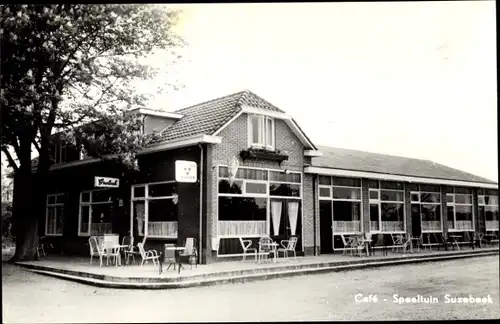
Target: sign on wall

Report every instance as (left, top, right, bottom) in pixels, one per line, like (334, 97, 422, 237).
(94, 176, 120, 188)
(175, 160, 197, 183)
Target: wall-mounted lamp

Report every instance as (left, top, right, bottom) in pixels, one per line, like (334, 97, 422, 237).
(284, 169, 290, 174)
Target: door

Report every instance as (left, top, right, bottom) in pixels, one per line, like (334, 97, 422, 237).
(411, 204, 422, 238)
(270, 199, 302, 251)
(319, 200, 333, 254)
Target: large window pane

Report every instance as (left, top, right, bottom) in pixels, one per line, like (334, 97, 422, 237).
(370, 203, 379, 231)
(133, 186, 145, 198)
(332, 187, 361, 200)
(421, 204, 440, 221)
(381, 203, 404, 222)
(319, 187, 331, 197)
(485, 205, 499, 221)
(56, 206, 64, 234)
(447, 206, 455, 225)
(218, 197, 267, 221)
(380, 190, 403, 202)
(369, 190, 379, 200)
(47, 207, 55, 234)
(93, 190, 113, 203)
(332, 201, 360, 222)
(366, 179, 379, 189)
(485, 196, 499, 206)
(148, 199, 177, 222)
(251, 115, 261, 144)
(134, 201, 146, 236)
(219, 166, 229, 178)
(238, 168, 268, 181)
(269, 183, 300, 197)
(91, 204, 113, 235)
(218, 179, 243, 194)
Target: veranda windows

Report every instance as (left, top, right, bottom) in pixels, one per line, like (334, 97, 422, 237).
(131, 181, 178, 238)
(79, 189, 115, 236)
(369, 181, 405, 233)
(46, 193, 64, 236)
(410, 185, 442, 232)
(478, 189, 499, 231)
(248, 115, 275, 150)
(446, 187, 474, 231)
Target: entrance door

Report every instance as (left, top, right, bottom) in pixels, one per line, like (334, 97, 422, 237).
(319, 200, 333, 254)
(270, 199, 302, 251)
(411, 204, 422, 238)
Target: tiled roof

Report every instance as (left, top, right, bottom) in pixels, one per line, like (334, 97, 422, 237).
(313, 145, 497, 185)
(158, 90, 285, 142)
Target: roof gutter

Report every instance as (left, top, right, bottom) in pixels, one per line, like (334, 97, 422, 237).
(304, 166, 498, 189)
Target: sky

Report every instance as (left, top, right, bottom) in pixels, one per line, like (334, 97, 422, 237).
(2, 1, 497, 183)
(137, 1, 497, 182)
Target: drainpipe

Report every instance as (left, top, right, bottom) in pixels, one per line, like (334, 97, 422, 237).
(313, 174, 317, 256)
(198, 144, 203, 264)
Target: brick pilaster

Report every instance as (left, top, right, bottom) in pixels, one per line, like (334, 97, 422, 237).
(361, 179, 370, 233)
(404, 183, 412, 236)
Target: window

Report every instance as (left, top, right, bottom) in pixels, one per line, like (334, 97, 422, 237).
(479, 193, 499, 230)
(411, 187, 442, 233)
(51, 142, 67, 164)
(79, 189, 116, 236)
(320, 177, 362, 233)
(447, 188, 474, 231)
(370, 184, 405, 233)
(248, 115, 275, 150)
(131, 181, 178, 238)
(46, 193, 64, 236)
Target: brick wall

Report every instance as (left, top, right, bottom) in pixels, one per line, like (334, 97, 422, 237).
(209, 113, 312, 261)
(361, 179, 370, 234)
(404, 183, 412, 237)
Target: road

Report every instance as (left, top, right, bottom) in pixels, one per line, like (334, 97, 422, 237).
(2, 255, 499, 322)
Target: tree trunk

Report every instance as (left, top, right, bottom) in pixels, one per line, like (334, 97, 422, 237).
(8, 172, 41, 262)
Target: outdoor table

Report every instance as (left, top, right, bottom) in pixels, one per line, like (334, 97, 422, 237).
(484, 233, 497, 246)
(165, 246, 185, 274)
(448, 235, 461, 251)
(409, 237, 421, 253)
(357, 239, 372, 256)
(103, 244, 122, 266)
(258, 242, 279, 263)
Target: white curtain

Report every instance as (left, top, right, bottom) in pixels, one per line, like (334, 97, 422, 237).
(271, 201, 282, 236)
(288, 201, 299, 235)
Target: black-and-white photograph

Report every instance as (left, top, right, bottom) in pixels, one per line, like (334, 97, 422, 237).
(1, 2, 498, 322)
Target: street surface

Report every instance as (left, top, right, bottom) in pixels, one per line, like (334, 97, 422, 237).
(2, 255, 499, 322)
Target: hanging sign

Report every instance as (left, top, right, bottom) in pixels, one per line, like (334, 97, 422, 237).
(94, 176, 120, 188)
(175, 160, 197, 183)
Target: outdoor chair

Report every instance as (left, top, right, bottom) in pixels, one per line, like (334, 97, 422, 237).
(104, 243, 121, 267)
(352, 235, 366, 257)
(340, 235, 354, 256)
(164, 243, 177, 270)
(121, 236, 136, 265)
(88, 236, 106, 267)
(277, 236, 298, 259)
(473, 232, 485, 248)
(258, 237, 277, 262)
(421, 233, 433, 252)
(371, 234, 388, 256)
(463, 231, 475, 250)
(179, 237, 198, 269)
(137, 242, 160, 267)
(390, 234, 405, 253)
(485, 232, 499, 247)
(239, 237, 257, 262)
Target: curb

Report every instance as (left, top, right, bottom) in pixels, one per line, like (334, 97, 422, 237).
(16, 249, 498, 289)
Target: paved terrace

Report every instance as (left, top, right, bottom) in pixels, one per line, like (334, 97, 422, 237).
(13, 246, 499, 289)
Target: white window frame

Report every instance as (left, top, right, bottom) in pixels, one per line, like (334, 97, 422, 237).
(216, 165, 303, 257)
(478, 194, 499, 231)
(411, 190, 443, 233)
(447, 192, 474, 232)
(131, 180, 178, 239)
(247, 114, 275, 150)
(45, 193, 64, 236)
(369, 182, 406, 234)
(52, 142, 67, 164)
(78, 188, 113, 236)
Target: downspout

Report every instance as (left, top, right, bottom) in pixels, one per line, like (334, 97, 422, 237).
(313, 173, 317, 256)
(198, 144, 203, 264)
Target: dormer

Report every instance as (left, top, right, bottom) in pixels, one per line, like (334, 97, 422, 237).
(127, 108, 184, 135)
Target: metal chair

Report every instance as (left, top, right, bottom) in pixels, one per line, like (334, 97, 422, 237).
(258, 237, 277, 262)
(179, 238, 198, 269)
(371, 234, 388, 256)
(239, 237, 257, 262)
(88, 236, 106, 267)
(421, 233, 432, 252)
(137, 242, 160, 266)
(277, 236, 298, 259)
(121, 236, 136, 264)
(391, 234, 405, 253)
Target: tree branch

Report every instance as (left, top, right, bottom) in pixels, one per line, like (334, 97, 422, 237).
(1, 147, 19, 172)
